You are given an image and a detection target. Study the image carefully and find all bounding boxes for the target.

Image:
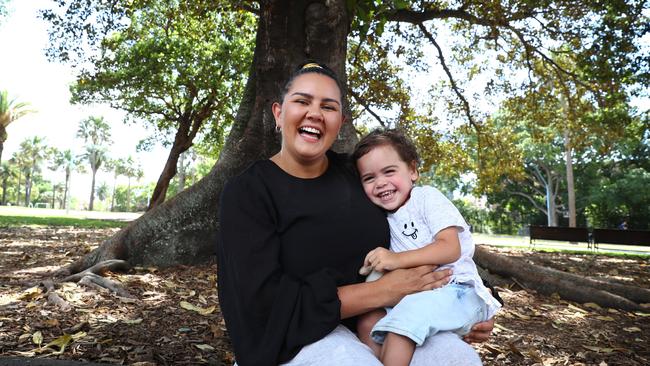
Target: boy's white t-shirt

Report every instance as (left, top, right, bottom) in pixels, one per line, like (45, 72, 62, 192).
(387, 185, 501, 318)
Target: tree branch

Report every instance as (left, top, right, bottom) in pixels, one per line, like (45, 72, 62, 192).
(418, 23, 480, 132)
(349, 89, 388, 127)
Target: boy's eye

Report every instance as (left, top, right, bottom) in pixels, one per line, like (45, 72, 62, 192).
(362, 176, 374, 183)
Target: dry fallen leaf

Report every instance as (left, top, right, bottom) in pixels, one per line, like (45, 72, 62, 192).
(195, 344, 215, 351)
(623, 327, 641, 333)
(44, 333, 73, 354)
(596, 316, 615, 321)
(123, 318, 144, 325)
(179, 301, 215, 315)
(583, 345, 614, 353)
(18, 287, 42, 301)
(32, 331, 43, 347)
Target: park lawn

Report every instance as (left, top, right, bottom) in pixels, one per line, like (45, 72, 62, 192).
(0, 206, 138, 229)
(0, 215, 128, 229)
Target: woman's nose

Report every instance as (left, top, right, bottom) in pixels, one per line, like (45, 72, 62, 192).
(306, 105, 323, 121)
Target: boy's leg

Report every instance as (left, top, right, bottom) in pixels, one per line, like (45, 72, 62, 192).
(357, 308, 386, 357)
(380, 332, 415, 366)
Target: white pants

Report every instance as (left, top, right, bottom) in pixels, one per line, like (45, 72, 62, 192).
(279, 324, 481, 365)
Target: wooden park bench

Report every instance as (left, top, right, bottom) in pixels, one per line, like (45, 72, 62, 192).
(591, 228, 650, 249)
(529, 225, 592, 248)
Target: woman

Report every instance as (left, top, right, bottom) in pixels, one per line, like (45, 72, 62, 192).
(217, 62, 494, 366)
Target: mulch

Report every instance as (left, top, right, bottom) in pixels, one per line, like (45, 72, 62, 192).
(1, 227, 648, 365)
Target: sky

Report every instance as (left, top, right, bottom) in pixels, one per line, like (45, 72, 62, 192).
(0, 0, 168, 204)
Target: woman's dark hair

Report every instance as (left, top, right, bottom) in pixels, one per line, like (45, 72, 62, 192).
(352, 129, 420, 168)
(279, 60, 345, 102)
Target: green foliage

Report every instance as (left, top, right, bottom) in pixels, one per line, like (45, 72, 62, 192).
(0, 0, 8, 22)
(64, 0, 255, 154)
(112, 181, 153, 212)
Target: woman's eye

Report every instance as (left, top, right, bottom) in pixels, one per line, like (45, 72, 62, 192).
(322, 105, 336, 111)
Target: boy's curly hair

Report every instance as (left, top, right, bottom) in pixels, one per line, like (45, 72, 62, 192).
(352, 129, 420, 167)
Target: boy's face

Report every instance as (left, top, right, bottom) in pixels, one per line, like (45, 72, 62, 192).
(356, 144, 418, 212)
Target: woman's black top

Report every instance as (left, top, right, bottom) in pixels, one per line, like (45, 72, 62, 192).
(217, 151, 390, 366)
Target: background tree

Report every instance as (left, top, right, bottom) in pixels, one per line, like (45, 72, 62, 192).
(77, 116, 112, 211)
(0, 161, 16, 205)
(66, 0, 256, 210)
(18, 136, 47, 206)
(50, 148, 82, 210)
(0, 0, 8, 23)
(106, 157, 127, 212)
(43, 0, 649, 310)
(0, 90, 33, 165)
(175, 150, 198, 195)
(120, 156, 143, 212)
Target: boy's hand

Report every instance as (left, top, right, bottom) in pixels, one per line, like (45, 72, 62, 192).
(363, 247, 402, 273)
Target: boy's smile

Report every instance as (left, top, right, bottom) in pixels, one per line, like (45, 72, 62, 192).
(356, 144, 419, 212)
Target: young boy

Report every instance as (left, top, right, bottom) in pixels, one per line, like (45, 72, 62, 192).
(352, 129, 501, 366)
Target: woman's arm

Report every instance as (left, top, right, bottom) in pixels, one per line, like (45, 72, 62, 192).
(338, 266, 452, 319)
(362, 226, 461, 272)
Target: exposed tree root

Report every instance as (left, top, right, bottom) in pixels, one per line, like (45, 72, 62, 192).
(40, 260, 135, 307)
(78, 272, 135, 299)
(475, 246, 648, 311)
(42, 280, 71, 312)
(61, 259, 131, 282)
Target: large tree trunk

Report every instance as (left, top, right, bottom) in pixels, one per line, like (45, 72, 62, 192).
(564, 129, 576, 227)
(24, 172, 31, 206)
(63, 170, 70, 210)
(59, 0, 354, 275)
(89, 168, 97, 211)
(1, 176, 7, 205)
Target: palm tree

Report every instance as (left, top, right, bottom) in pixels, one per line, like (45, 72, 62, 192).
(0, 161, 17, 205)
(50, 148, 82, 210)
(10, 151, 28, 206)
(0, 90, 34, 165)
(18, 136, 48, 206)
(122, 156, 143, 212)
(77, 116, 112, 211)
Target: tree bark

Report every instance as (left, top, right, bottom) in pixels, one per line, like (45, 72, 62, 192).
(1, 176, 7, 205)
(474, 246, 648, 311)
(89, 168, 97, 211)
(60, 0, 354, 275)
(147, 118, 193, 211)
(564, 129, 576, 227)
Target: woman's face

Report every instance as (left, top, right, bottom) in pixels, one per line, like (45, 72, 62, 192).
(273, 73, 345, 164)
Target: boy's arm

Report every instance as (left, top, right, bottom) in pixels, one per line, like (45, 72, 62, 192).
(363, 226, 461, 272)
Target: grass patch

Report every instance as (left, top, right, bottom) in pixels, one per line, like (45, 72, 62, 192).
(534, 248, 650, 259)
(0, 215, 129, 229)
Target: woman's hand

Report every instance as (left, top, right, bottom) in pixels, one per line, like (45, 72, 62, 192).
(462, 318, 494, 343)
(379, 266, 452, 307)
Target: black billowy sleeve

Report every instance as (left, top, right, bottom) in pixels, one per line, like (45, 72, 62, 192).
(216, 176, 342, 366)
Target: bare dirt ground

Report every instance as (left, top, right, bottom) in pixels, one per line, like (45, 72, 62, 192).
(1, 227, 648, 365)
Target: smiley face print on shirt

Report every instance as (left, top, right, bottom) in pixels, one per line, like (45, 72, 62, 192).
(401, 221, 418, 239)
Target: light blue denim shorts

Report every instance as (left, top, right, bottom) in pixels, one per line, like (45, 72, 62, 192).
(371, 283, 489, 346)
